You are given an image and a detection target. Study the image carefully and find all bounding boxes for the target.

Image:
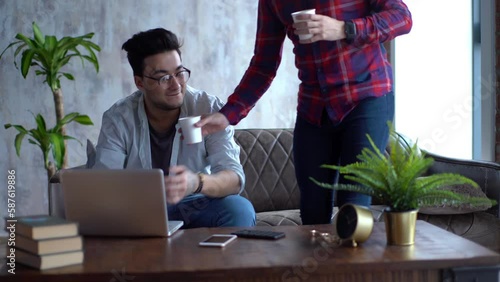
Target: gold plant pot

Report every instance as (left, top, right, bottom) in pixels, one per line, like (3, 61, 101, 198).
(383, 209, 418, 246)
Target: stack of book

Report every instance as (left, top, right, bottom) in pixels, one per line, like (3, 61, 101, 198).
(13, 215, 83, 270)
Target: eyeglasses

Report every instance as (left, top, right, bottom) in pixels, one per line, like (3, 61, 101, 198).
(144, 68, 191, 87)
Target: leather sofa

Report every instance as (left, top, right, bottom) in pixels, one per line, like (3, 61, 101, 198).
(50, 128, 500, 251)
(234, 128, 500, 252)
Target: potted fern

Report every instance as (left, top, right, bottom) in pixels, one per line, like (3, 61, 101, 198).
(1, 22, 100, 213)
(310, 123, 496, 245)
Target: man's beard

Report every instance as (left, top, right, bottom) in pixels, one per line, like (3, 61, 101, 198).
(151, 90, 184, 111)
(154, 100, 182, 111)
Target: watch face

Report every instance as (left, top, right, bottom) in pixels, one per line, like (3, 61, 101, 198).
(337, 205, 358, 239)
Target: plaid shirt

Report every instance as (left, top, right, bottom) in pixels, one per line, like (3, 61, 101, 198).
(220, 0, 412, 126)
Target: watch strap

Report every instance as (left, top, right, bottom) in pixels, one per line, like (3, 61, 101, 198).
(194, 173, 204, 194)
(344, 20, 356, 41)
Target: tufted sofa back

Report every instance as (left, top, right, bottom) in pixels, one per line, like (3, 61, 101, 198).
(234, 129, 300, 213)
(233, 128, 500, 217)
(233, 128, 394, 212)
(233, 128, 397, 212)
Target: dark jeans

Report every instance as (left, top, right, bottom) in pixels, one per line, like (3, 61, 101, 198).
(294, 92, 394, 225)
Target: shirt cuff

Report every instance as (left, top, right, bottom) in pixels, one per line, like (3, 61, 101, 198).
(220, 103, 247, 126)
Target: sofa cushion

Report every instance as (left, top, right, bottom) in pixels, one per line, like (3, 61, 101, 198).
(256, 205, 387, 227)
(418, 212, 500, 252)
(419, 183, 492, 215)
(256, 210, 302, 226)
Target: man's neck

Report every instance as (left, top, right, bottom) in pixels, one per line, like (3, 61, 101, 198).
(145, 105, 180, 134)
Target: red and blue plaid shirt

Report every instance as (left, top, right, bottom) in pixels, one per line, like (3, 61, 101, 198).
(220, 0, 412, 126)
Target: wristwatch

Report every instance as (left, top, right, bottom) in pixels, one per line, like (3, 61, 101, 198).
(344, 20, 356, 41)
(194, 173, 204, 194)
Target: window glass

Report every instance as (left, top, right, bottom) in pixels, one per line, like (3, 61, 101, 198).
(394, 0, 472, 159)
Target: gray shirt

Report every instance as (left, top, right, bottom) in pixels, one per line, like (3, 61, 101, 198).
(93, 85, 245, 193)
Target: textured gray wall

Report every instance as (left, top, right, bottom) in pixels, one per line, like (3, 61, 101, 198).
(0, 0, 299, 234)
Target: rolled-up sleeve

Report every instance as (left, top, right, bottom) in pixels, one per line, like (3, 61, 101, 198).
(205, 125, 245, 194)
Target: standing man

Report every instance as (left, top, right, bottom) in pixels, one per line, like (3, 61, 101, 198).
(93, 28, 255, 228)
(197, 1, 412, 224)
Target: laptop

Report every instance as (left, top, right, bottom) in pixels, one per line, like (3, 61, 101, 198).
(60, 169, 183, 237)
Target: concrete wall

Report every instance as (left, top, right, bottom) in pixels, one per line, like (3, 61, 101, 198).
(0, 0, 299, 234)
(496, 0, 500, 162)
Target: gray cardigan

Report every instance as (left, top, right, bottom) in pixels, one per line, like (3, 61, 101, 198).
(93, 85, 245, 193)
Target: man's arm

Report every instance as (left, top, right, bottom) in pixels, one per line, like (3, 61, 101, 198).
(292, 0, 412, 45)
(93, 110, 127, 169)
(352, 0, 412, 46)
(203, 117, 245, 193)
(164, 166, 239, 204)
(169, 93, 245, 204)
(199, 170, 240, 197)
(197, 0, 286, 133)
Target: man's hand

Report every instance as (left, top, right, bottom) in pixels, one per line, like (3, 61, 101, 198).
(164, 165, 198, 204)
(194, 112, 229, 136)
(292, 14, 346, 44)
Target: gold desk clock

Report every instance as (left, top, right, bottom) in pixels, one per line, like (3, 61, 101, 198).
(335, 204, 374, 247)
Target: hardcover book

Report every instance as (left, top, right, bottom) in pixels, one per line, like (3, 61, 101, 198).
(15, 248, 84, 270)
(15, 235, 83, 255)
(13, 215, 78, 240)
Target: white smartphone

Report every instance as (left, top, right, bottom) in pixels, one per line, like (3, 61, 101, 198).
(199, 234, 237, 247)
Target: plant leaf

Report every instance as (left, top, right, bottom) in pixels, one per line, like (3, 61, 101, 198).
(44, 35, 57, 53)
(58, 112, 79, 126)
(15, 33, 37, 50)
(64, 135, 83, 146)
(20, 49, 36, 78)
(35, 70, 46, 76)
(13, 42, 27, 58)
(73, 114, 93, 125)
(79, 32, 96, 40)
(28, 128, 44, 149)
(48, 133, 65, 170)
(14, 132, 26, 156)
(5, 124, 29, 134)
(53, 56, 71, 73)
(0, 41, 23, 60)
(34, 113, 47, 133)
(32, 22, 45, 45)
(62, 72, 75, 80)
(28, 138, 40, 146)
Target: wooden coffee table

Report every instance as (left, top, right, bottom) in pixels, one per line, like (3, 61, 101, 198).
(1, 220, 499, 282)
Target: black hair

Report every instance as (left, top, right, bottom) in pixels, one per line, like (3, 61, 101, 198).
(122, 28, 182, 76)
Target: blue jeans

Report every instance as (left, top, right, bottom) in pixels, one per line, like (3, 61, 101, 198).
(167, 194, 256, 228)
(294, 92, 394, 225)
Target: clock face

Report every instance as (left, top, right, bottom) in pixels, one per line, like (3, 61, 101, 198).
(337, 204, 358, 239)
(336, 204, 374, 246)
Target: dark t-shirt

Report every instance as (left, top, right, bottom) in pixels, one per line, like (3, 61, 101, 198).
(149, 124, 176, 175)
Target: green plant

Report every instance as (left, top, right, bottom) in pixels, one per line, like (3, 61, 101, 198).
(1, 21, 100, 180)
(309, 124, 496, 212)
(5, 113, 92, 180)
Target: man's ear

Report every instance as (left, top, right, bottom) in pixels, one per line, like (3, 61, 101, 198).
(134, 75, 145, 92)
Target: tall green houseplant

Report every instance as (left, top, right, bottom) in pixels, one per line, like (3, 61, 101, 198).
(1, 21, 101, 180)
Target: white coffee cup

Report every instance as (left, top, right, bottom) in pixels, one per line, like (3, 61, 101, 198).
(291, 9, 316, 40)
(178, 116, 203, 144)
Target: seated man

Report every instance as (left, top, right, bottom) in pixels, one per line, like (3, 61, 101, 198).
(93, 28, 256, 228)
